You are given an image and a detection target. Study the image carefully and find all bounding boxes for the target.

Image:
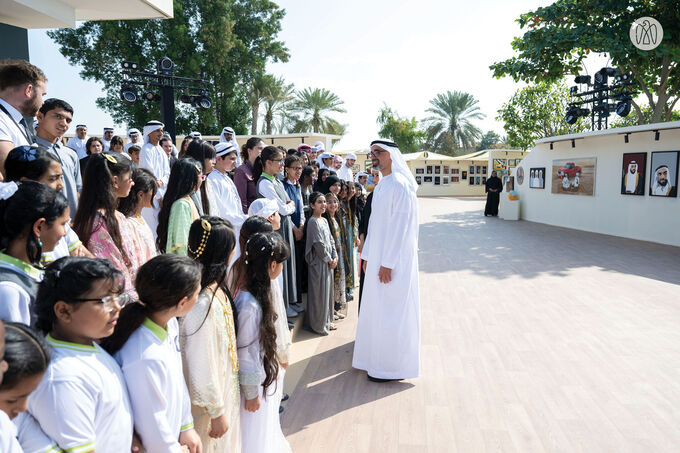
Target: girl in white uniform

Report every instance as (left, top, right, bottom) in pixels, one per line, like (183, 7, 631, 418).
(181, 216, 242, 452)
(235, 232, 292, 453)
(0, 322, 58, 453)
(102, 254, 202, 453)
(28, 257, 136, 453)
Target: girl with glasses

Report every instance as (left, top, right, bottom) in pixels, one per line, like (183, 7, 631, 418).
(28, 256, 137, 453)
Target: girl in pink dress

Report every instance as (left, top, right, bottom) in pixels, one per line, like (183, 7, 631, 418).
(118, 168, 158, 267)
(72, 152, 139, 297)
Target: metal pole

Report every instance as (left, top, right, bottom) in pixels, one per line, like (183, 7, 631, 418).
(160, 84, 176, 142)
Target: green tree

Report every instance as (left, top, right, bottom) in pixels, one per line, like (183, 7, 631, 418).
(422, 90, 485, 155)
(477, 131, 502, 150)
(490, 0, 680, 124)
(248, 72, 274, 135)
(261, 76, 295, 134)
(47, 0, 289, 135)
(288, 87, 347, 135)
(611, 103, 680, 127)
(376, 105, 426, 154)
(496, 82, 590, 150)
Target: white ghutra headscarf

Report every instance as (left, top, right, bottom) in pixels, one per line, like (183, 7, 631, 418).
(143, 120, 164, 144)
(370, 139, 417, 191)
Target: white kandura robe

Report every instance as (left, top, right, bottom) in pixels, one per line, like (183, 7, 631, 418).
(352, 172, 421, 379)
(207, 169, 248, 263)
(139, 142, 171, 239)
(337, 164, 354, 182)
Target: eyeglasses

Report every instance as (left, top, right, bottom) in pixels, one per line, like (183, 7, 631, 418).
(69, 293, 132, 312)
(269, 158, 283, 163)
(369, 149, 386, 158)
(289, 166, 303, 171)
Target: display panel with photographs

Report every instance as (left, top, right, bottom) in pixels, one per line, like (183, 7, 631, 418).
(551, 158, 596, 196)
(469, 165, 475, 175)
(529, 167, 545, 189)
(476, 165, 481, 174)
(476, 176, 481, 185)
(434, 165, 441, 174)
(620, 153, 646, 195)
(443, 177, 449, 185)
(443, 166, 450, 174)
(649, 151, 679, 197)
(415, 176, 422, 185)
(452, 176, 460, 183)
(434, 176, 441, 185)
(462, 171, 467, 179)
(426, 165, 433, 174)
(424, 176, 433, 183)
(493, 159, 506, 171)
(452, 168, 459, 175)
(482, 166, 487, 175)
(468, 176, 474, 185)
(482, 176, 487, 185)
(415, 168, 425, 175)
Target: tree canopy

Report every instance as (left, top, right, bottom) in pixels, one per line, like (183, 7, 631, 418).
(490, 0, 680, 124)
(376, 105, 426, 154)
(422, 91, 485, 155)
(48, 0, 289, 135)
(287, 87, 346, 135)
(497, 81, 590, 150)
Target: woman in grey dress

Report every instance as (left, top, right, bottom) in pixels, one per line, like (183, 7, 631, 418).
(304, 192, 337, 335)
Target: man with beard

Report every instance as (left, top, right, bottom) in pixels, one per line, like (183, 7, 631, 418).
(124, 128, 141, 153)
(102, 127, 114, 151)
(484, 170, 503, 216)
(67, 124, 89, 159)
(0, 60, 47, 178)
(650, 164, 676, 197)
(352, 139, 420, 382)
(139, 120, 170, 237)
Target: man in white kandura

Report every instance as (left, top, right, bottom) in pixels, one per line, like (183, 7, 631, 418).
(337, 152, 356, 182)
(124, 128, 141, 153)
(219, 126, 241, 165)
(353, 139, 420, 382)
(66, 124, 88, 159)
(102, 127, 114, 151)
(139, 120, 170, 238)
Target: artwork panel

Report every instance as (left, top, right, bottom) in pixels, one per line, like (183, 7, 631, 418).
(620, 152, 646, 195)
(529, 167, 546, 189)
(649, 151, 679, 197)
(551, 158, 596, 196)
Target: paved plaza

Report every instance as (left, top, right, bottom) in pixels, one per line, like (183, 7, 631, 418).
(281, 196, 680, 452)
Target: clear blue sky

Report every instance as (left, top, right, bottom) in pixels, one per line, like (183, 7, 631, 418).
(26, 0, 610, 149)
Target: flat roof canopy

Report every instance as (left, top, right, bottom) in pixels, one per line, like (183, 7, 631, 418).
(1, 0, 173, 29)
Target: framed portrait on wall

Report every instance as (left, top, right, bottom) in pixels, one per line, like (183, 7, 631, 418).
(452, 176, 459, 183)
(424, 176, 433, 183)
(482, 176, 487, 185)
(415, 176, 422, 185)
(476, 176, 481, 185)
(434, 176, 441, 185)
(443, 166, 450, 174)
(482, 166, 487, 174)
(620, 153, 646, 195)
(476, 165, 481, 174)
(649, 151, 678, 197)
(443, 177, 449, 185)
(551, 158, 596, 196)
(493, 159, 506, 171)
(415, 167, 425, 175)
(469, 165, 475, 175)
(469, 177, 474, 185)
(462, 171, 467, 179)
(452, 168, 459, 175)
(529, 167, 545, 188)
(434, 165, 441, 174)
(426, 165, 433, 174)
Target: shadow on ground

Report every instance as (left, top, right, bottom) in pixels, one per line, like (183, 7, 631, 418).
(281, 341, 413, 436)
(418, 204, 680, 286)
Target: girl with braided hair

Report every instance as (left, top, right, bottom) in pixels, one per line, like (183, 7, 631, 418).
(235, 231, 291, 453)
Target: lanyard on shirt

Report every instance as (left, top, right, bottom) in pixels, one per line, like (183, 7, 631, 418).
(0, 102, 34, 144)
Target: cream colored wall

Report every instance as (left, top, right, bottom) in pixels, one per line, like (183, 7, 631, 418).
(515, 125, 680, 247)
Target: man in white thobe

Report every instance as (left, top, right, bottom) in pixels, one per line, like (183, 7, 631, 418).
(219, 126, 242, 165)
(207, 142, 248, 262)
(138, 120, 170, 239)
(123, 128, 141, 153)
(66, 124, 88, 159)
(353, 139, 420, 382)
(338, 152, 356, 182)
(102, 127, 114, 151)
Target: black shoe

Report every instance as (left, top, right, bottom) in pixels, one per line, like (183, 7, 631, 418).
(281, 393, 289, 402)
(279, 405, 284, 414)
(367, 374, 401, 383)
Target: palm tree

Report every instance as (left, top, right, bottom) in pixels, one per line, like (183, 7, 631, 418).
(262, 76, 295, 135)
(290, 87, 347, 134)
(423, 91, 485, 155)
(248, 72, 276, 134)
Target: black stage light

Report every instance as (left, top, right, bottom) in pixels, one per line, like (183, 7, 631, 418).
(158, 57, 175, 76)
(574, 75, 591, 84)
(121, 61, 139, 70)
(570, 86, 579, 95)
(565, 106, 579, 124)
(195, 92, 212, 110)
(142, 91, 156, 102)
(615, 96, 632, 117)
(119, 85, 137, 105)
(180, 94, 192, 104)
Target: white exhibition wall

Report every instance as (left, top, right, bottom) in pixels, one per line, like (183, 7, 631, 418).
(514, 121, 680, 247)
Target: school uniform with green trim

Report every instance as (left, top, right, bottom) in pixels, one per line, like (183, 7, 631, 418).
(113, 318, 194, 453)
(14, 412, 63, 453)
(27, 336, 133, 453)
(0, 251, 43, 325)
(0, 409, 22, 453)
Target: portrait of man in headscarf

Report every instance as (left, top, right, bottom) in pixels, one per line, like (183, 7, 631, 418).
(649, 151, 679, 198)
(620, 152, 646, 196)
